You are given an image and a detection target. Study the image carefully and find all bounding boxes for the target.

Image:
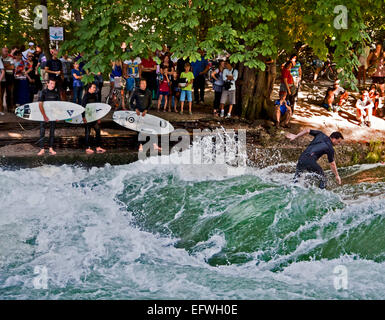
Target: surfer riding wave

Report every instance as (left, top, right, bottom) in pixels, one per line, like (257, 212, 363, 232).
(286, 129, 344, 188)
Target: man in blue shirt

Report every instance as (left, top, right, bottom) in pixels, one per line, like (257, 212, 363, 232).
(191, 49, 209, 104)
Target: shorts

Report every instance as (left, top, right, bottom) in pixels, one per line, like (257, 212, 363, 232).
(125, 77, 136, 91)
(372, 76, 385, 85)
(159, 91, 169, 96)
(279, 83, 295, 96)
(180, 90, 192, 102)
(220, 90, 236, 105)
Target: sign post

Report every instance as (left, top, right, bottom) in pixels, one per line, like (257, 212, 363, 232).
(49, 27, 64, 49)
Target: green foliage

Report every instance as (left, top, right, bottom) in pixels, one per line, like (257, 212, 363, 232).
(3, 0, 385, 87)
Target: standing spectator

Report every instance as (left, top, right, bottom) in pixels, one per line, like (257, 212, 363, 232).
(191, 49, 209, 104)
(25, 52, 38, 102)
(37, 79, 61, 156)
(94, 72, 104, 102)
(71, 62, 83, 104)
(45, 48, 65, 101)
(82, 83, 106, 154)
(356, 89, 374, 127)
(368, 84, 380, 116)
(123, 55, 142, 98)
(161, 54, 174, 72)
(211, 60, 225, 116)
(157, 66, 170, 112)
(140, 52, 157, 99)
(35, 45, 47, 84)
(367, 43, 385, 105)
(289, 54, 302, 110)
(14, 51, 31, 106)
(1, 47, 15, 112)
(168, 68, 180, 112)
(179, 62, 194, 115)
(219, 61, 238, 118)
(22, 42, 35, 61)
(109, 60, 123, 89)
(280, 61, 295, 109)
(176, 57, 189, 76)
(60, 53, 73, 100)
(30, 48, 43, 98)
(0, 56, 5, 115)
(357, 44, 370, 86)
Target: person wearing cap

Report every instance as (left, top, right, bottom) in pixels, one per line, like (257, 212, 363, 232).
(22, 42, 35, 61)
(322, 79, 349, 112)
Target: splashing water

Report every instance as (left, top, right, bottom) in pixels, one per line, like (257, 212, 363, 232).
(1, 132, 385, 299)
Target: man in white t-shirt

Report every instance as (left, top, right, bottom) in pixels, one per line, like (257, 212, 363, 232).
(356, 89, 374, 127)
(123, 56, 142, 90)
(22, 42, 35, 61)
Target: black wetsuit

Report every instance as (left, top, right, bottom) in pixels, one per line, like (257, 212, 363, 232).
(129, 88, 152, 112)
(82, 91, 101, 149)
(294, 130, 335, 189)
(38, 88, 61, 149)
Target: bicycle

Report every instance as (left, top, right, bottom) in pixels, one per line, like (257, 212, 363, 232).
(303, 58, 338, 83)
(106, 76, 127, 110)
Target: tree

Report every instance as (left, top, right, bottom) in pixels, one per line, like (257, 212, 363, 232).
(62, 0, 384, 119)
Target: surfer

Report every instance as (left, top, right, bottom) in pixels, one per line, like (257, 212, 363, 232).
(130, 78, 162, 152)
(286, 129, 344, 188)
(37, 79, 60, 156)
(82, 83, 106, 154)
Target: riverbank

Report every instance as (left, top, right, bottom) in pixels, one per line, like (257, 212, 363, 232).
(0, 80, 384, 168)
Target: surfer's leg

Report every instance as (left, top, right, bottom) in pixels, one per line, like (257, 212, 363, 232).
(48, 122, 56, 155)
(39, 121, 46, 150)
(94, 123, 105, 153)
(307, 161, 326, 189)
(84, 123, 93, 153)
(37, 123, 45, 155)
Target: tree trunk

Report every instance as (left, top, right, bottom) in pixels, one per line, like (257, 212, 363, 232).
(41, 0, 51, 60)
(73, 8, 82, 23)
(236, 61, 276, 120)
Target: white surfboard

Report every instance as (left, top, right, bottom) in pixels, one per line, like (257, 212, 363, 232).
(65, 103, 111, 124)
(113, 111, 174, 135)
(15, 101, 85, 121)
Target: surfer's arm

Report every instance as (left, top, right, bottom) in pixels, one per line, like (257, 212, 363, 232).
(285, 128, 310, 141)
(330, 161, 341, 185)
(38, 101, 49, 122)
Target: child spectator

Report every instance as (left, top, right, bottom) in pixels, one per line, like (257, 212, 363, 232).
(168, 69, 180, 112)
(179, 62, 194, 115)
(71, 62, 83, 104)
(157, 66, 170, 112)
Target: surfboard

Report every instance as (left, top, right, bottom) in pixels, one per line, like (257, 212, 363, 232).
(65, 103, 111, 124)
(15, 101, 85, 121)
(113, 111, 174, 135)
